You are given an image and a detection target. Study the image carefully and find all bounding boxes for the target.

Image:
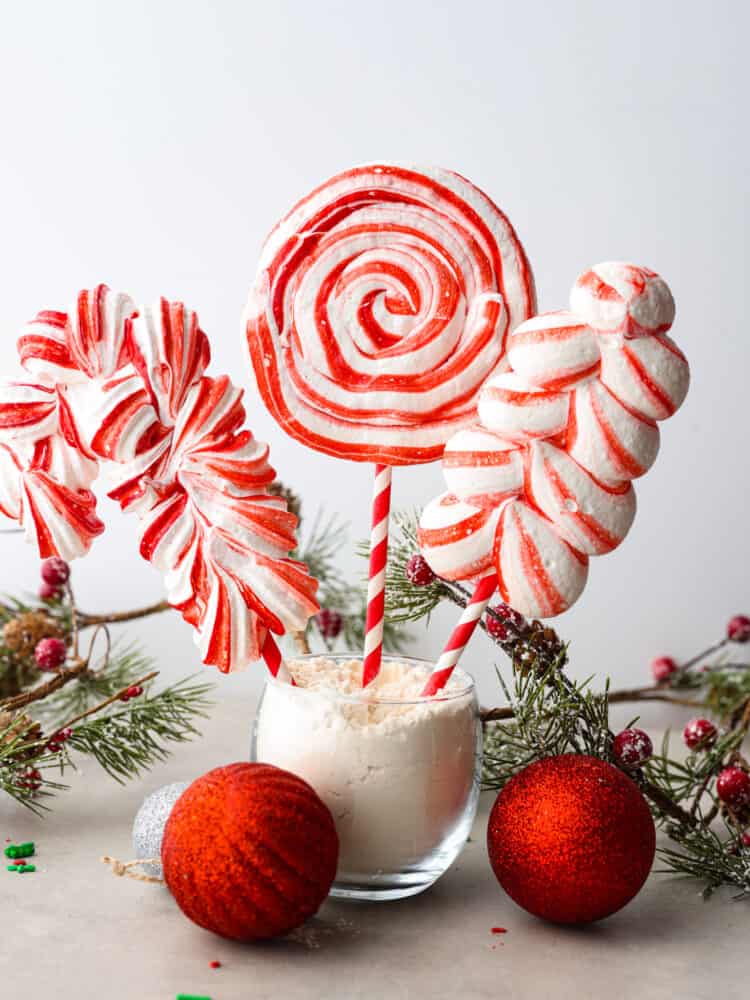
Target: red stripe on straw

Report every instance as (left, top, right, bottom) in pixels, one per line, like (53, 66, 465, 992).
(362, 464, 393, 687)
(421, 574, 497, 696)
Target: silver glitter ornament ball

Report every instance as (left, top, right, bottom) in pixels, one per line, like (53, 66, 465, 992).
(132, 781, 190, 877)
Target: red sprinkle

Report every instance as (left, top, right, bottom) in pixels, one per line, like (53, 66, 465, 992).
(209, 960, 221, 969)
(491, 927, 507, 935)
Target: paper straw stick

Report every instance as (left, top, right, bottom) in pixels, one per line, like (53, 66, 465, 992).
(421, 574, 497, 696)
(362, 463, 393, 687)
(261, 632, 294, 685)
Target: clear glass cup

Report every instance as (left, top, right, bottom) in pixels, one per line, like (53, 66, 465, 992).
(250, 653, 482, 901)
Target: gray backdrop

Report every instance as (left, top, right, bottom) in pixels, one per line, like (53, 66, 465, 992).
(0, 0, 746, 708)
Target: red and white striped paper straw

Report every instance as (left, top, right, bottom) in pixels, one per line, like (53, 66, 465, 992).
(362, 463, 393, 687)
(421, 574, 497, 696)
(261, 632, 294, 685)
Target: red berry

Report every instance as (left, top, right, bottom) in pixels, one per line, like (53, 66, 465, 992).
(47, 727, 72, 751)
(683, 718, 718, 751)
(717, 767, 750, 808)
(405, 554, 436, 587)
(34, 637, 67, 672)
(651, 656, 678, 683)
(16, 767, 42, 791)
(316, 609, 343, 641)
(727, 615, 750, 643)
(119, 693, 131, 703)
(492, 602, 525, 631)
(38, 581, 62, 602)
(486, 608, 509, 641)
(742, 832, 750, 848)
(612, 728, 653, 769)
(40, 557, 70, 587)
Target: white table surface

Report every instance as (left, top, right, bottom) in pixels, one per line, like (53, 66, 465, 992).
(1, 694, 744, 1000)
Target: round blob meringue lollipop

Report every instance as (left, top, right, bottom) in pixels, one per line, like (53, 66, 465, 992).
(417, 261, 689, 619)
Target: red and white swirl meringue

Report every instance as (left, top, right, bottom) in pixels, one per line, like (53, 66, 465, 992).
(244, 163, 536, 465)
(0, 286, 319, 673)
(526, 441, 636, 555)
(570, 262, 676, 338)
(129, 299, 211, 426)
(0, 378, 102, 558)
(478, 373, 569, 442)
(417, 493, 501, 582)
(442, 427, 523, 504)
(507, 310, 600, 390)
(567, 380, 660, 486)
(598, 334, 689, 421)
(418, 261, 689, 618)
(494, 500, 589, 618)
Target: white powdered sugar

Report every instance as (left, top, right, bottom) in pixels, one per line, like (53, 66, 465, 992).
(254, 657, 479, 876)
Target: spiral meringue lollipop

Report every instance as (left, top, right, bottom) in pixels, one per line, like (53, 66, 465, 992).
(0, 286, 319, 676)
(246, 163, 536, 685)
(244, 163, 536, 465)
(418, 261, 689, 693)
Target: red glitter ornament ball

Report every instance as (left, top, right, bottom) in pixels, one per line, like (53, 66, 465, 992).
(162, 762, 339, 941)
(487, 754, 655, 924)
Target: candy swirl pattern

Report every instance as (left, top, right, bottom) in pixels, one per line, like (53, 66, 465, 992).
(0, 287, 319, 672)
(244, 163, 536, 465)
(418, 263, 689, 618)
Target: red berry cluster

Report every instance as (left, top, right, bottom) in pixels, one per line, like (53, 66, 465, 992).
(15, 767, 42, 792)
(119, 685, 144, 703)
(650, 615, 750, 684)
(39, 557, 70, 602)
(46, 728, 73, 755)
(486, 614, 508, 641)
(486, 602, 525, 642)
(405, 554, 436, 587)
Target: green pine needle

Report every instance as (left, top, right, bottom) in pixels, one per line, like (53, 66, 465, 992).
(66, 675, 213, 783)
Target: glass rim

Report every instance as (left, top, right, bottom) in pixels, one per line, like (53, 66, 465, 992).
(266, 652, 475, 705)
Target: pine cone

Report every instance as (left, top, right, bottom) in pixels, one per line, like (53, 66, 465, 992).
(0, 710, 43, 756)
(2, 612, 62, 658)
(502, 620, 566, 676)
(267, 481, 302, 521)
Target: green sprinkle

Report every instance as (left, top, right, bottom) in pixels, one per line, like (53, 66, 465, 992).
(5, 842, 34, 859)
(6, 864, 18, 871)
(176, 995, 212, 1000)
(19, 864, 35, 873)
